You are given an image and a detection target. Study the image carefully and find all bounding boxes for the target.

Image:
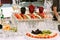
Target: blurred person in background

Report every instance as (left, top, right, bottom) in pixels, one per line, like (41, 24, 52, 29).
(52, 0, 59, 21)
(0, 0, 1, 7)
(25, 0, 37, 2)
(1, 0, 12, 4)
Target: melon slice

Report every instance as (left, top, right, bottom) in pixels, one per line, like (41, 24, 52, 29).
(14, 14, 23, 19)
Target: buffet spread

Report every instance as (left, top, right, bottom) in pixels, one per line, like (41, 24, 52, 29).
(11, 13, 60, 40)
(0, 4, 60, 40)
(11, 9, 60, 40)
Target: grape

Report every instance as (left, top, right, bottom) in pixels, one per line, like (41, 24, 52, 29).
(31, 29, 43, 34)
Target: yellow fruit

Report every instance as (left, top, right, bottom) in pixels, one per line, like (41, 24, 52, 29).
(3, 24, 10, 31)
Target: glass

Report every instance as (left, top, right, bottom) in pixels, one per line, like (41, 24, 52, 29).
(12, 0, 20, 13)
(44, 0, 53, 13)
(58, 25, 60, 32)
(1, 17, 18, 38)
(17, 21, 28, 36)
(12, 4, 20, 13)
(16, 0, 20, 5)
(44, 12, 55, 30)
(57, 16, 60, 32)
(27, 20, 40, 33)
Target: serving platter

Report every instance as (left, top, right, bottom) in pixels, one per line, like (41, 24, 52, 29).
(25, 29, 59, 40)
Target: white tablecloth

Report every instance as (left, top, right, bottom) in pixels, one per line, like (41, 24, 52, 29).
(0, 36, 60, 40)
(1, 7, 13, 17)
(0, 36, 26, 40)
(1, 6, 60, 40)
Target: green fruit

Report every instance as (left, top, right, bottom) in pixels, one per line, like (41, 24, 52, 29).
(42, 30, 52, 34)
(11, 27, 17, 32)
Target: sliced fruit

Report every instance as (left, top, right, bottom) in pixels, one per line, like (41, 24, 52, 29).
(50, 33, 57, 38)
(34, 13, 42, 19)
(14, 13, 23, 19)
(20, 14, 27, 19)
(31, 29, 43, 34)
(42, 30, 52, 34)
(27, 14, 36, 19)
(38, 13, 47, 18)
(3, 24, 10, 31)
(25, 15, 31, 19)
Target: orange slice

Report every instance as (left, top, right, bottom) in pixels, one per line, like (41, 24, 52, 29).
(3, 24, 10, 31)
(14, 13, 23, 19)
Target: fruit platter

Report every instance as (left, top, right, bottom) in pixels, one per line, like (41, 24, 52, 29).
(12, 13, 44, 22)
(25, 29, 59, 40)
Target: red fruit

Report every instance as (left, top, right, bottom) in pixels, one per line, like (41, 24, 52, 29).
(20, 14, 27, 19)
(38, 13, 46, 18)
(14, 14, 20, 19)
(39, 7, 44, 13)
(28, 14, 36, 19)
(47, 35, 51, 38)
(29, 4, 35, 13)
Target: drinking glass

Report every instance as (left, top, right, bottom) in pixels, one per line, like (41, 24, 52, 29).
(57, 16, 60, 32)
(44, 0, 53, 13)
(27, 20, 40, 33)
(44, 12, 54, 30)
(2, 18, 18, 38)
(58, 25, 60, 32)
(12, 0, 20, 13)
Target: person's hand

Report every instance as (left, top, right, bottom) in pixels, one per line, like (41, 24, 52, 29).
(53, 6, 59, 17)
(55, 13, 59, 17)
